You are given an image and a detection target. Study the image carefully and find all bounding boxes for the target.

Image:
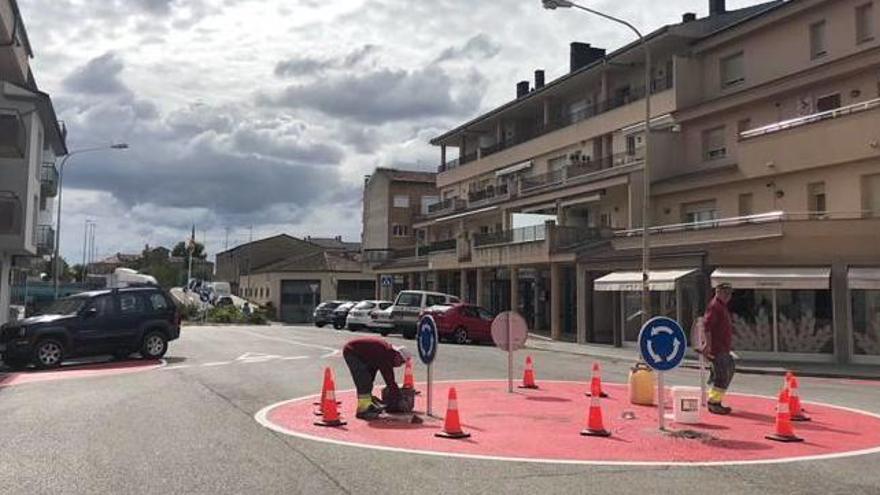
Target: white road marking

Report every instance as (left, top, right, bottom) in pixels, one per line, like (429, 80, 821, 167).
(281, 356, 310, 361)
(236, 329, 339, 354)
(203, 361, 232, 367)
(162, 364, 192, 370)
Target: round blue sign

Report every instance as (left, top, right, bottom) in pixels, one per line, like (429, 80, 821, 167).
(638, 316, 687, 371)
(417, 315, 438, 365)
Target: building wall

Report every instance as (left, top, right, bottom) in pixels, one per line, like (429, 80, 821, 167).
(240, 270, 376, 315)
(362, 172, 390, 252)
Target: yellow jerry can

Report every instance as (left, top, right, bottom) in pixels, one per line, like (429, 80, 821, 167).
(629, 362, 656, 406)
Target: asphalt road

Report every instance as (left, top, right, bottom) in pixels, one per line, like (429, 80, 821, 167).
(1, 324, 879, 495)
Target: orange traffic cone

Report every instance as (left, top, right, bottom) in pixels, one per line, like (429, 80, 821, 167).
(518, 356, 539, 389)
(581, 379, 611, 437)
(788, 374, 811, 422)
(403, 358, 416, 389)
(435, 387, 471, 439)
(585, 362, 608, 398)
(765, 386, 803, 443)
(314, 367, 341, 415)
(314, 372, 346, 427)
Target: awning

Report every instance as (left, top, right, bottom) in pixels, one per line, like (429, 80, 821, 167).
(561, 193, 603, 208)
(594, 269, 696, 292)
(495, 161, 532, 177)
(711, 267, 830, 290)
(849, 268, 880, 290)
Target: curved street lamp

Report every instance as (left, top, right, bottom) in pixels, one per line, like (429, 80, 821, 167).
(53, 143, 129, 299)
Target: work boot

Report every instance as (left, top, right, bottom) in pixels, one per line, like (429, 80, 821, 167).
(707, 402, 732, 415)
(356, 404, 384, 420)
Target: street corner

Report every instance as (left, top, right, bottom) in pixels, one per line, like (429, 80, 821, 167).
(0, 358, 166, 388)
(255, 380, 880, 466)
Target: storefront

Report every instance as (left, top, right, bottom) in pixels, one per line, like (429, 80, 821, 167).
(850, 268, 880, 364)
(711, 268, 834, 362)
(593, 269, 702, 347)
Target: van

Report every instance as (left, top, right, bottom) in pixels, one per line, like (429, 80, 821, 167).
(389, 290, 460, 339)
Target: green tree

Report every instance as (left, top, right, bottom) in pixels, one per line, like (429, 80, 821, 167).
(172, 241, 206, 260)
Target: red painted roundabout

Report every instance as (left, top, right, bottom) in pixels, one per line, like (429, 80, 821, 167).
(0, 359, 165, 388)
(256, 380, 880, 466)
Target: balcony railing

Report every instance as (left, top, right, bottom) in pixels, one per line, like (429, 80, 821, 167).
(740, 97, 880, 140)
(474, 224, 547, 247)
(36, 224, 55, 255)
(468, 183, 510, 206)
(553, 226, 608, 250)
(41, 163, 59, 198)
(423, 197, 468, 219)
(519, 149, 645, 194)
(427, 239, 457, 253)
(437, 75, 672, 173)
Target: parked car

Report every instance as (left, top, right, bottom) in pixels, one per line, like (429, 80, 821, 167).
(368, 305, 395, 336)
(388, 290, 460, 339)
(313, 301, 346, 327)
(0, 287, 181, 370)
(332, 301, 357, 329)
(421, 303, 495, 345)
(345, 300, 392, 331)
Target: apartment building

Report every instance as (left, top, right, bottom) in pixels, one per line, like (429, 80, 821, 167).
(370, 0, 880, 365)
(0, 0, 67, 325)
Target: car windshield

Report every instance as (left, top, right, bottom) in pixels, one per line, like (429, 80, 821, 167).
(319, 302, 341, 310)
(41, 297, 89, 316)
(395, 293, 421, 307)
(378, 302, 392, 310)
(354, 301, 374, 309)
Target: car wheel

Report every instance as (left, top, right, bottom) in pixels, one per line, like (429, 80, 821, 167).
(453, 327, 469, 345)
(141, 331, 168, 359)
(315, 322, 326, 328)
(33, 339, 64, 369)
(333, 322, 344, 330)
(379, 330, 390, 337)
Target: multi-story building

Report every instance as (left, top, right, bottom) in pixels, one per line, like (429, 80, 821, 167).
(371, 0, 880, 365)
(0, 0, 67, 324)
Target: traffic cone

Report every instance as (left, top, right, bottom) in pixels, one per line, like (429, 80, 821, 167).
(585, 362, 609, 398)
(435, 387, 471, 439)
(581, 379, 611, 437)
(314, 373, 346, 427)
(518, 356, 539, 389)
(788, 374, 811, 422)
(403, 358, 416, 389)
(314, 367, 341, 415)
(765, 386, 803, 443)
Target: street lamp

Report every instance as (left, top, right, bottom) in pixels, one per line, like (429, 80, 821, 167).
(542, 0, 653, 327)
(53, 143, 129, 299)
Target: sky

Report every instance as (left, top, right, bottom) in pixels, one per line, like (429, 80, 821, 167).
(19, 0, 768, 263)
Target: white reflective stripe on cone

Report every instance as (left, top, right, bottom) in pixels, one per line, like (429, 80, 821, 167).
(448, 400, 458, 410)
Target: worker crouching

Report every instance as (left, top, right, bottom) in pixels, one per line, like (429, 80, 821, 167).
(342, 337, 411, 420)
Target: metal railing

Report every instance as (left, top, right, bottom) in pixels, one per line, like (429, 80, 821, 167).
(426, 197, 468, 216)
(428, 239, 457, 252)
(36, 225, 55, 254)
(740, 97, 880, 140)
(437, 75, 672, 173)
(553, 226, 608, 250)
(520, 148, 645, 193)
(40, 163, 59, 197)
(474, 224, 547, 247)
(614, 211, 875, 237)
(467, 183, 510, 204)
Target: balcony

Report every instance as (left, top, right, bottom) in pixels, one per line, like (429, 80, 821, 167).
(467, 183, 510, 207)
(0, 109, 27, 158)
(421, 197, 468, 220)
(470, 223, 608, 267)
(36, 224, 55, 256)
(739, 98, 880, 178)
(438, 75, 672, 174)
(41, 163, 58, 198)
(519, 149, 645, 195)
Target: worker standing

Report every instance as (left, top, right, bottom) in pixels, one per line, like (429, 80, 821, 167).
(342, 337, 411, 420)
(702, 282, 736, 415)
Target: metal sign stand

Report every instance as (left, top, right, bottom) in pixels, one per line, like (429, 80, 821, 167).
(657, 371, 666, 431)
(427, 363, 434, 417)
(507, 314, 513, 393)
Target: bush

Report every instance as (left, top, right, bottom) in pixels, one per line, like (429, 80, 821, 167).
(201, 305, 269, 325)
(180, 303, 201, 321)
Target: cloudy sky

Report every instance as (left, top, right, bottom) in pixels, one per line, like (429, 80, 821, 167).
(20, 0, 766, 262)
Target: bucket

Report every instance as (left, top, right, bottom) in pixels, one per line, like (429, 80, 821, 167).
(671, 386, 702, 424)
(629, 363, 656, 406)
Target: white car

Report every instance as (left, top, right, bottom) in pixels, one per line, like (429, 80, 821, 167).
(345, 300, 393, 332)
(388, 290, 460, 339)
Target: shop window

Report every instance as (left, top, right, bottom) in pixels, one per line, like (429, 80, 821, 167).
(857, 3, 875, 44)
(862, 173, 880, 216)
(776, 290, 834, 353)
(810, 20, 827, 59)
(729, 290, 775, 352)
(720, 52, 745, 88)
(852, 289, 880, 355)
(702, 126, 727, 161)
(808, 182, 827, 218)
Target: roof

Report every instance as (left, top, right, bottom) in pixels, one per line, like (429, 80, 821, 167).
(215, 234, 305, 257)
(373, 167, 437, 183)
(305, 236, 361, 252)
(9, 0, 33, 57)
(254, 250, 363, 274)
(429, 1, 783, 146)
(3, 82, 68, 155)
(96, 253, 141, 264)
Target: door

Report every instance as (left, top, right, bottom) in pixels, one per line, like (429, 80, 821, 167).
(117, 292, 149, 348)
(281, 280, 321, 324)
(72, 294, 120, 354)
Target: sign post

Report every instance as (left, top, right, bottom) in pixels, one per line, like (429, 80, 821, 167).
(490, 312, 529, 394)
(417, 316, 439, 417)
(638, 316, 687, 431)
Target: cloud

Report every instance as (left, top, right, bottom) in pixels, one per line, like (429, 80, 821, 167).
(63, 52, 131, 96)
(274, 44, 380, 77)
(435, 34, 501, 63)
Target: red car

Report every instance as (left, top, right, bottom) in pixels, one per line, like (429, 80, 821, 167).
(421, 303, 495, 345)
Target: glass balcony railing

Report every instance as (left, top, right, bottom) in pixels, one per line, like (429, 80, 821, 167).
(740, 97, 880, 140)
(41, 163, 59, 198)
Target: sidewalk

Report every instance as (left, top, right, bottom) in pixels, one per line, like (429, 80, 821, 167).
(525, 335, 880, 380)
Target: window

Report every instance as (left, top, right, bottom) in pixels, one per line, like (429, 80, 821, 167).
(626, 135, 637, 155)
(425, 294, 447, 307)
(91, 295, 116, 317)
(395, 292, 421, 307)
(720, 52, 745, 88)
(857, 3, 875, 44)
(738, 193, 754, 216)
(702, 126, 727, 161)
(737, 118, 752, 137)
(119, 294, 144, 314)
(149, 293, 169, 311)
(810, 21, 827, 59)
(682, 200, 719, 225)
(808, 182, 827, 217)
(816, 93, 841, 112)
(392, 224, 410, 237)
(393, 195, 410, 208)
(863, 173, 880, 216)
(852, 288, 880, 356)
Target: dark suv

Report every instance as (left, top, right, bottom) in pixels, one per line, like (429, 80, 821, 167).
(313, 301, 346, 328)
(0, 287, 181, 370)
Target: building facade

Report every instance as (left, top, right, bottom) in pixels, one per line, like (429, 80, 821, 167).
(370, 0, 880, 365)
(0, 0, 67, 325)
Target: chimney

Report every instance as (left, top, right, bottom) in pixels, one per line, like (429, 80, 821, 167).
(516, 80, 530, 98)
(534, 70, 545, 90)
(570, 42, 606, 73)
(709, 0, 726, 16)
(682, 12, 697, 23)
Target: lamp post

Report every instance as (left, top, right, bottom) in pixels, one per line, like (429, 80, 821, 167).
(53, 143, 129, 299)
(542, 0, 653, 326)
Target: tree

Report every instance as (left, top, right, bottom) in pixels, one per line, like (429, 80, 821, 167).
(172, 241, 206, 260)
